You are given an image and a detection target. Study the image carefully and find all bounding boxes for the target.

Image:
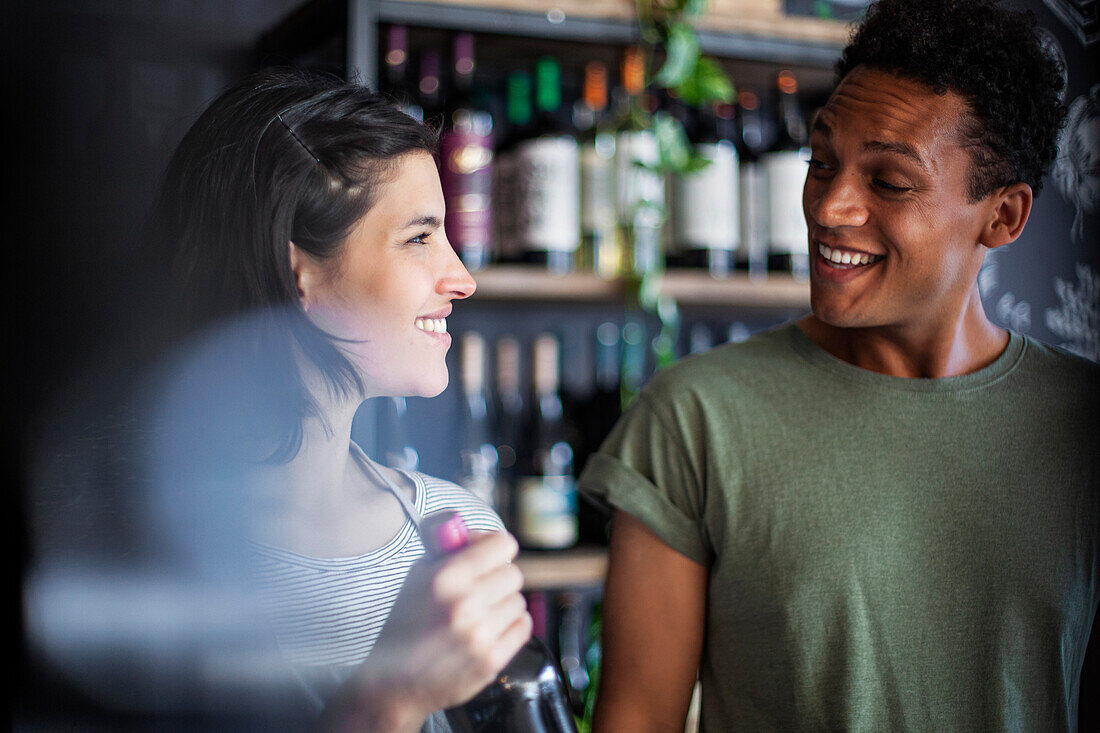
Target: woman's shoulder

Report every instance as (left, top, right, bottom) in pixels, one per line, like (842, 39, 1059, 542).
(408, 471, 505, 533)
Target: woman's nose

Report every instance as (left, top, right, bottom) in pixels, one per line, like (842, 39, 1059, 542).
(436, 235, 477, 300)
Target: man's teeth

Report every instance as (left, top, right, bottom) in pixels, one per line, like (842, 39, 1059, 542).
(818, 243, 883, 266)
(415, 317, 447, 334)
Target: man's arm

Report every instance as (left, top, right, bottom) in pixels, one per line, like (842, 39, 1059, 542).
(594, 510, 708, 733)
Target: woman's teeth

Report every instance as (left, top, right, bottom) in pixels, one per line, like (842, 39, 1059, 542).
(818, 243, 883, 267)
(415, 317, 447, 334)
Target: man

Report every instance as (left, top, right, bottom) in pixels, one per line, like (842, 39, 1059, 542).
(578, 0, 1098, 729)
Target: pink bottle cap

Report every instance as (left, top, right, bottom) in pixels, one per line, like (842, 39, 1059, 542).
(422, 510, 471, 557)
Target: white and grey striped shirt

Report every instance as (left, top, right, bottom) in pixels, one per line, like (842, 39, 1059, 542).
(249, 469, 503, 672)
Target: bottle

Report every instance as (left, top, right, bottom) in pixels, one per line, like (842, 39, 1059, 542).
(669, 100, 740, 278)
(382, 25, 423, 122)
(440, 33, 494, 271)
(516, 333, 578, 550)
(555, 591, 589, 714)
(576, 321, 619, 546)
(420, 511, 579, 733)
(417, 48, 444, 127)
(613, 47, 665, 277)
(456, 331, 498, 508)
(736, 88, 769, 281)
(513, 57, 582, 274)
(575, 61, 619, 279)
(493, 71, 534, 264)
(760, 70, 810, 280)
(493, 335, 525, 533)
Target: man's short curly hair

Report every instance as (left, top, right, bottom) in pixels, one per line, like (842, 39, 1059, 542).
(836, 0, 1067, 200)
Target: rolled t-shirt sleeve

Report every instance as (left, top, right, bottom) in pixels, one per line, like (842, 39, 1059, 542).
(579, 389, 711, 567)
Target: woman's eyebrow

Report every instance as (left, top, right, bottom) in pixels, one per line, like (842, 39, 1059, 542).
(401, 215, 441, 230)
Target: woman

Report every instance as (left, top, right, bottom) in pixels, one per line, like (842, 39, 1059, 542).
(142, 69, 531, 731)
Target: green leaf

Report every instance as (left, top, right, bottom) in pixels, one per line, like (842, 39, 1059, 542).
(680, 0, 708, 20)
(653, 22, 700, 88)
(675, 55, 735, 107)
(653, 111, 692, 172)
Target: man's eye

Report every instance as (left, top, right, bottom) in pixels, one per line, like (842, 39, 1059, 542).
(809, 159, 833, 173)
(872, 178, 909, 193)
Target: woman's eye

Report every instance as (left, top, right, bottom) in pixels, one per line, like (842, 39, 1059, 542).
(407, 232, 430, 245)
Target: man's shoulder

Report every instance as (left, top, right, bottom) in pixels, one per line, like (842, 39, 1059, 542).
(1018, 335, 1100, 394)
(644, 322, 805, 397)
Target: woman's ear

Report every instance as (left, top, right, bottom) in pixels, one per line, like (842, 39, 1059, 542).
(288, 241, 320, 312)
(981, 182, 1033, 250)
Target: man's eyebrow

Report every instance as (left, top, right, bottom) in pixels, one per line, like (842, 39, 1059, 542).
(863, 140, 927, 169)
(811, 118, 928, 170)
(401, 215, 441, 229)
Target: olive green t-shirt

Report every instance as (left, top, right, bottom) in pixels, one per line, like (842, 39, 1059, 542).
(580, 323, 1099, 731)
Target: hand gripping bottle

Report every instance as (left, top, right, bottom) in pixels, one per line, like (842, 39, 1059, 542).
(420, 511, 579, 733)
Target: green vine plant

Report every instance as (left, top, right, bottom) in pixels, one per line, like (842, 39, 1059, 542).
(619, 0, 736, 409)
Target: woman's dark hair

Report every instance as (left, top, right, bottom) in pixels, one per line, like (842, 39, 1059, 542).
(836, 0, 1067, 201)
(147, 69, 437, 461)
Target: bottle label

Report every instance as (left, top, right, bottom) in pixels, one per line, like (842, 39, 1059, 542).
(671, 141, 740, 252)
(581, 133, 616, 232)
(514, 136, 581, 253)
(615, 130, 663, 218)
(517, 474, 578, 548)
(762, 149, 809, 255)
(441, 127, 494, 254)
(739, 161, 768, 271)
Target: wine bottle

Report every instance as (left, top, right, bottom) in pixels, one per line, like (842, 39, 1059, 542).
(440, 33, 494, 271)
(419, 511, 579, 733)
(417, 48, 444, 128)
(493, 335, 525, 533)
(736, 88, 769, 281)
(575, 61, 619, 279)
(516, 333, 578, 550)
(669, 100, 740, 278)
(382, 25, 423, 122)
(555, 591, 589, 715)
(456, 331, 498, 509)
(613, 47, 665, 277)
(514, 57, 582, 274)
(493, 71, 534, 265)
(761, 70, 810, 280)
(689, 321, 715, 355)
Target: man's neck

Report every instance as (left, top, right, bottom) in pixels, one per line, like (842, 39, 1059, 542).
(797, 290, 1009, 379)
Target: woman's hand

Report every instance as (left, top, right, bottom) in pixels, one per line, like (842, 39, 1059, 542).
(324, 531, 532, 732)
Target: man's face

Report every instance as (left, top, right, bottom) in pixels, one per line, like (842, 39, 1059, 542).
(802, 66, 991, 332)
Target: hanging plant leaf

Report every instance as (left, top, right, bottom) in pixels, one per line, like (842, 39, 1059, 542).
(679, 0, 708, 21)
(675, 55, 735, 107)
(652, 110, 692, 171)
(653, 21, 700, 88)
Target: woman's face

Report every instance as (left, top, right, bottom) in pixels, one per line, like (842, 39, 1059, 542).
(299, 151, 476, 398)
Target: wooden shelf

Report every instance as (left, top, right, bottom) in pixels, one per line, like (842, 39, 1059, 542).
(516, 547, 608, 590)
(471, 265, 811, 309)
(369, 0, 849, 66)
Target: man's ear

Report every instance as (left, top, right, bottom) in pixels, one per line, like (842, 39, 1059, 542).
(288, 241, 321, 312)
(981, 182, 1033, 250)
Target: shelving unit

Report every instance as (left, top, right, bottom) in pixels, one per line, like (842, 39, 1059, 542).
(472, 265, 811, 308)
(516, 547, 608, 590)
(261, 0, 850, 89)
